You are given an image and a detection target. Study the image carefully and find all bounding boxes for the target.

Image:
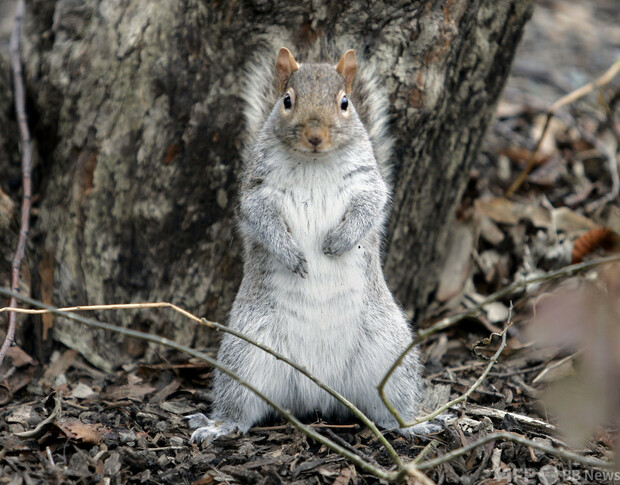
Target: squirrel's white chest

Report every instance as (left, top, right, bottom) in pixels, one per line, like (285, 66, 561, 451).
(281, 181, 343, 251)
(277, 162, 352, 260)
(270, 161, 366, 324)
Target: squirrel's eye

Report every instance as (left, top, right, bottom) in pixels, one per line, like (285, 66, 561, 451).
(340, 95, 348, 111)
(283, 93, 292, 109)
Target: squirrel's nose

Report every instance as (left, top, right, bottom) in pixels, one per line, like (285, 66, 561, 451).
(307, 135, 323, 147)
(303, 125, 325, 149)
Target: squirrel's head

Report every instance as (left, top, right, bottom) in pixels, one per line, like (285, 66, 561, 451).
(272, 47, 358, 156)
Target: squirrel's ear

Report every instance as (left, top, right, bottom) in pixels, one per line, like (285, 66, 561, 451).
(275, 47, 299, 92)
(336, 50, 357, 93)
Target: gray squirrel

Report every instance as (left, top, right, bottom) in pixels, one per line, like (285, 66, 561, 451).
(187, 46, 437, 443)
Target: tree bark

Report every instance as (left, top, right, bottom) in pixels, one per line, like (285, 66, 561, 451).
(0, 54, 21, 291)
(15, 0, 533, 369)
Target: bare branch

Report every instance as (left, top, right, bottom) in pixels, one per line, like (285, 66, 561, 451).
(0, 0, 32, 367)
(505, 59, 620, 198)
(414, 431, 612, 472)
(378, 255, 620, 427)
(0, 288, 401, 478)
(0, 298, 402, 466)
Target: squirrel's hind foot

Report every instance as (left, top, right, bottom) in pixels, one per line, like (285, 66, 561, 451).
(396, 413, 454, 439)
(185, 413, 245, 444)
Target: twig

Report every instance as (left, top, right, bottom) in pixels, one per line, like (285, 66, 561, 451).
(413, 431, 611, 472)
(463, 404, 558, 436)
(0, 289, 401, 481)
(396, 310, 512, 428)
(14, 393, 62, 438)
(45, 446, 55, 468)
(324, 429, 381, 468)
(378, 254, 620, 427)
(0, 300, 402, 466)
(411, 439, 439, 465)
(505, 59, 620, 198)
(0, 0, 32, 367)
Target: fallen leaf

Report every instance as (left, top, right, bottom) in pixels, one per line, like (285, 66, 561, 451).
(105, 383, 156, 402)
(55, 420, 108, 444)
(436, 223, 474, 302)
(70, 382, 96, 399)
(475, 197, 521, 225)
(551, 207, 598, 233)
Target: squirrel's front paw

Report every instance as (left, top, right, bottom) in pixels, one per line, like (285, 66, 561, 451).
(322, 232, 351, 256)
(285, 250, 308, 277)
(293, 255, 308, 277)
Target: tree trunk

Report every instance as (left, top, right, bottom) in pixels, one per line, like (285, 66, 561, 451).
(13, 0, 532, 369)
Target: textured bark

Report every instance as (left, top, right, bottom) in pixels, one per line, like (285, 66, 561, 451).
(0, 54, 21, 291)
(18, 0, 533, 369)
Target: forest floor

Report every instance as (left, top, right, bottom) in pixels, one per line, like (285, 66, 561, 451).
(1, 0, 620, 484)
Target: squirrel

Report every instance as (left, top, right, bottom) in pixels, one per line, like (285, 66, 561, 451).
(187, 46, 439, 443)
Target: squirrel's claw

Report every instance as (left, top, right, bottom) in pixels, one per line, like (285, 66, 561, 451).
(186, 413, 242, 444)
(291, 254, 308, 277)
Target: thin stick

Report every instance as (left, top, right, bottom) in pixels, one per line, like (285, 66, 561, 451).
(413, 431, 611, 472)
(407, 319, 512, 428)
(0, 300, 402, 466)
(378, 254, 620, 427)
(0, 290, 403, 471)
(0, 289, 398, 481)
(505, 59, 620, 198)
(14, 393, 62, 438)
(0, 0, 31, 367)
(411, 440, 439, 465)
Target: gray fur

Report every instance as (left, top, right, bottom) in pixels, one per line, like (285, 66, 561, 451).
(189, 49, 427, 444)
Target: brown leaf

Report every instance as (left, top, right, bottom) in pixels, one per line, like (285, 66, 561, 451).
(55, 420, 108, 444)
(105, 383, 156, 402)
(475, 197, 521, 225)
(0, 347, 37, 405)
(436, 223, 474, 302)
(551, 207, 598, 233)
(5, 346, 35, 368)
(332, 465, 356, 485)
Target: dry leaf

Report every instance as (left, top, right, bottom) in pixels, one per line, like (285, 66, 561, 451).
(500, 146, 550, 167)
(436, 223, 474, 302)
(70, 382, 96, 399)
(0, 347, 37, 405)
(475, 197, 521, 225)
(55, 420, 108, 444)
(551, 207, 598, 233)
(105, 383, 156, 402)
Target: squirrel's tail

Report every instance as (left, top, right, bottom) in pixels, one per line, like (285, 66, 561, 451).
(241, 39, 394, 185)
